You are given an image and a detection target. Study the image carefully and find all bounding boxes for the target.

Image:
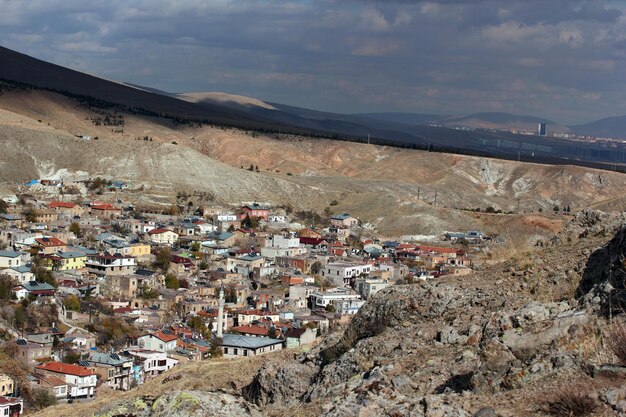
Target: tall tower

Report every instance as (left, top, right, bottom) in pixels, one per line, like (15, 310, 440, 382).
(538, 122, 547, 136)
(217, 281, 225, 338)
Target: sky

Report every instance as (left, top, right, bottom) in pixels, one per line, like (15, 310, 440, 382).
(1, 0, 626, 124)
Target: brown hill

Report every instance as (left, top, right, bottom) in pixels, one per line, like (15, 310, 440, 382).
(2, 87, 626, 238)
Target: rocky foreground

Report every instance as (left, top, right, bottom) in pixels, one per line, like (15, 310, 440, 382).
(56, 210, 626, 417)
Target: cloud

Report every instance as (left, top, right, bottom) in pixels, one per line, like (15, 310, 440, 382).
(0, 0, 624, 124)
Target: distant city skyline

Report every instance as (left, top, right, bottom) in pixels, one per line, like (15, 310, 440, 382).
(1, 0, 625, 124)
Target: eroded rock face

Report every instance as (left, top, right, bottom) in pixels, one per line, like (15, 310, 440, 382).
(243, 360, 318, 406)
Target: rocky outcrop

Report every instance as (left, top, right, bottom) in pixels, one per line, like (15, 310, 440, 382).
(577, 213, 626, 315)
(93, 390, 263, 417)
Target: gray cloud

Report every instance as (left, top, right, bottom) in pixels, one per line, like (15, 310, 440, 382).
(0, 0, 625, 124)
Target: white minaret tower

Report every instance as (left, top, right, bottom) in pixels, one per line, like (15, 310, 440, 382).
(217, 281, 225, 338)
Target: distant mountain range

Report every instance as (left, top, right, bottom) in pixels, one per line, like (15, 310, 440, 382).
(1, 44, 626, 167)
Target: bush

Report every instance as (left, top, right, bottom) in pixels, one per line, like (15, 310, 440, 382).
(546, 387, 597, 416)
(63, 295, 81, 312)
(69, 222, 82, 238)
(63, 350, 81, 364)
(164, 274, 180, 289)
(153, 247, 172, 272)
(32, 388, 57, 409)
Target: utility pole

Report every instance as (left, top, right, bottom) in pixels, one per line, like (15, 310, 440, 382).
(517, 198, 520, 213)
(417, 188, 420, 200)
(434, 189, 438, 206)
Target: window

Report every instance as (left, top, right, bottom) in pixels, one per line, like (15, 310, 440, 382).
(243, 350, 248, 356)
(234, 348, 238, 355)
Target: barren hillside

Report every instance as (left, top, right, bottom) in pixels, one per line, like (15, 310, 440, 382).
(1, 89, 626, 237)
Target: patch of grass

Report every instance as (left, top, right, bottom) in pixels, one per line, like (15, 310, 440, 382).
(546, 387, 597, 417)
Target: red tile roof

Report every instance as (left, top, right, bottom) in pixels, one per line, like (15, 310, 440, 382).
(232, 325, 273, 336)
(417, 246, 458, 254)
(0, 397, 21, 405)
(153, 331, 178, 343)
(35, 237, 66, 247)
(49, 201, 76, 209)
(35, 373, 68, 387)
(91, 204, 120, 211)
(299, 237, 326, 245)
(396, 243, 416, 250)
(36, 361, 95, 377)
(285, 328, 307, 338)
(148, 228, 172, 235)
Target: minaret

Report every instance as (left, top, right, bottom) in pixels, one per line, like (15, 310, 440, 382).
(217, 281, 225, 338)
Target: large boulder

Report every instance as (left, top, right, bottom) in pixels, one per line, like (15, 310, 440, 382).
(578, 223, 626, 315)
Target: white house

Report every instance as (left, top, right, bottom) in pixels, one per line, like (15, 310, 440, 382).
(320, 262, 371, 286)
(193, 220, 217, 235)
(147, 229, 179, 245)
(267, 215, 286, 223)
(35, 362, 97, 401)
(85, 253, 136, 276)
(261, 234, 307, 260)
(309, 288, 363, 314)
(0, 250, 22, 269)
(2, 266, 34, 284)
(125, 349, 178, 378)
(214, 213, 237, 222)
(354, 277, 390, 300)
(137, 331, 178, 352)
(0, 396, 22, 416)
(221, 334, 283, 358)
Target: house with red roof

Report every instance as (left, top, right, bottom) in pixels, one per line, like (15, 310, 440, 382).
(33, 237, 67, 254)
(48, 201, 84, 217)
(299, 237, 329, 249)
(236, 309, 280, 326)
(147, 228, 179, 245)
(285, 327, 317, 349)
(240, 203, 269, 220)
(90, 203, 122, 219)
(30, 372, 69, 402)
(0, 396, 22, 417)
(35, 361, 97, 401)
(231, 324, 281, 338)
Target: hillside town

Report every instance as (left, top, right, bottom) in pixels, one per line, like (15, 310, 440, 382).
(0, 189, 486, 414)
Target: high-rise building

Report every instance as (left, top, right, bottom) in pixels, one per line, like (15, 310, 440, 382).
(538, 122, 547, 136)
